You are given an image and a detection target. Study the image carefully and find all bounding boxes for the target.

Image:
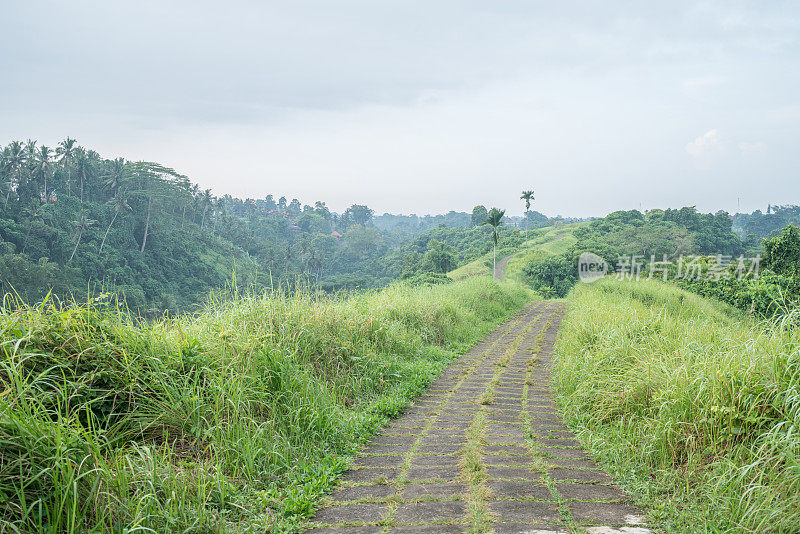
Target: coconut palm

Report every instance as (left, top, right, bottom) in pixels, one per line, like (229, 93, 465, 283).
(99, 195, 131, 254)
(35, 146, 53, 201)
(213, 196, 225, 231)
(56, 137, 78, 197)
(102, 158, 127, 195)
(0, 179, 11, 206)
(199, 189, 213, 231)
(74, 147, 96, 202)
(69, 213, 97, 263)
(483, 208, 506, 279)
(24, 140, 37, 160)
(520, 190, 535, 246)
(3, 141, 25, 206)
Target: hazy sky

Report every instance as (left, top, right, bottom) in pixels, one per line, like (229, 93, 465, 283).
(2, 1, 798, 217)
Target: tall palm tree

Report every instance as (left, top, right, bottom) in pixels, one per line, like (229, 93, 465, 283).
(102, 158, 126, 195)
(213, 196, 225, 231)
(99, 195, 131, 254)
(520, 190, 535, 246)
(69, 213, 96, 263)
(484, 208, 506, 279)
(0, 179, 11, 207)
(199, 189, 213, 231)
(3, 141, 25, 206)
(56, 137, 78, 197)
(24, 140, 38, 160)
(35, 146, 53, 201)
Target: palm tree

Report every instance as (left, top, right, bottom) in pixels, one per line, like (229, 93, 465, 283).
(3, 141, 25, 206)
(24, 140, 37, 160)
(69, 213, 96, 263)
(56, 137, 78, 197)
(102, 158, 126, 195)
(484, 208, 506, 279)
(213, 196, 225, 231)
(0, 179, 11, 206)
(99, 195, 131, 254)
(199, 189, 213, 231)
(35, 146, 53, 201)
(520, 190, 535, 246)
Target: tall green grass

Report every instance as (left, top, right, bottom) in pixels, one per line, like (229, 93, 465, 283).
(555, 278, 800, 532)
(0, 278, 532, 533)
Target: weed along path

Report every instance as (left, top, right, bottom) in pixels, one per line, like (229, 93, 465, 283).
(305, 302, 651, 534)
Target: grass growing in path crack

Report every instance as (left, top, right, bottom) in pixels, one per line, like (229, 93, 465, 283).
(481, 308, 544, 405)
(461, 411, 493, 534)
(520, 307, 577, 532)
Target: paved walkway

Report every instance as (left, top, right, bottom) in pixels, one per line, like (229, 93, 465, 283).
(494, 254, 516, 281)
(306, 302, 651, 534)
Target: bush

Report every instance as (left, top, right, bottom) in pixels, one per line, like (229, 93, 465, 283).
(521, 253, 577, 298)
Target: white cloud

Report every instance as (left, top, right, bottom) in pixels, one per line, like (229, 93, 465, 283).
(682, 76, 721, 91)
(739, 141, 767, 154)
(685, 129, 723, 159)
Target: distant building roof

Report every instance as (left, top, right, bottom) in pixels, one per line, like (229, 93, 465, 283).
(331, 231, 343, 238)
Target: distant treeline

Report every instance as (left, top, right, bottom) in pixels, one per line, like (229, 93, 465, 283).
(517, 206, 800, 318)
(0, 139, 554, 311)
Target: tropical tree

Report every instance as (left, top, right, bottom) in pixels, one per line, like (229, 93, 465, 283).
(2, 141, 25, 206)
(199, 189, 213, 231)
(35, 146, 53, 201)
(69, 213, 97, 263)
(127, 162, 185, 252)
(99, 195, 131, 254)
(102, 158, 126, 196)
(24, 140, 37, 160)
(484, 208, 505, 279)
(74, 148, 97, 202)
(471, 205, 488, 227)
(21, 203, 47, 254)
(520, 190, 534, 245)
(56, 137, 78, 197)
(0, 179, 11, 207)
(213, 196, 225, 231)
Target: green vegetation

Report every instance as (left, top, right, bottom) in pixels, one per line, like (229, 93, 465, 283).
(1, 140, 555, 312)
(519, 190, 535, 244)
(512, 208, 750, 299)
(483, 208, 505, 279)
(501, 223, 585, 286)
(672, 225, 800, 319)
(733, 205, 800, 245)
(555, 278, 800, 532)
(0, 277, 532, 532)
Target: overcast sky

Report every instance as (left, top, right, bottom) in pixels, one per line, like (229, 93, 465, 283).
(2, 1, 798, 217)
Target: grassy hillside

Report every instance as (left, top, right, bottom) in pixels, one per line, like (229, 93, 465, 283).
(555, 279, 800, 532)
(447, 223, 584, 282)
(0, 278, 533, 532)
(502, 223, 585, 284)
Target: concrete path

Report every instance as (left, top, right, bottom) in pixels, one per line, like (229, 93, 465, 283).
(494, 254, 517, 281)
(306, 302, 651, 534)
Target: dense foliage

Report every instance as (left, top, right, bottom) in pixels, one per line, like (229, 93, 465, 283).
(516, 207, 746, 298)
(1, 139, 541, 311)
(674, 225, 800, 318)
(733, 204, 800, 243)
